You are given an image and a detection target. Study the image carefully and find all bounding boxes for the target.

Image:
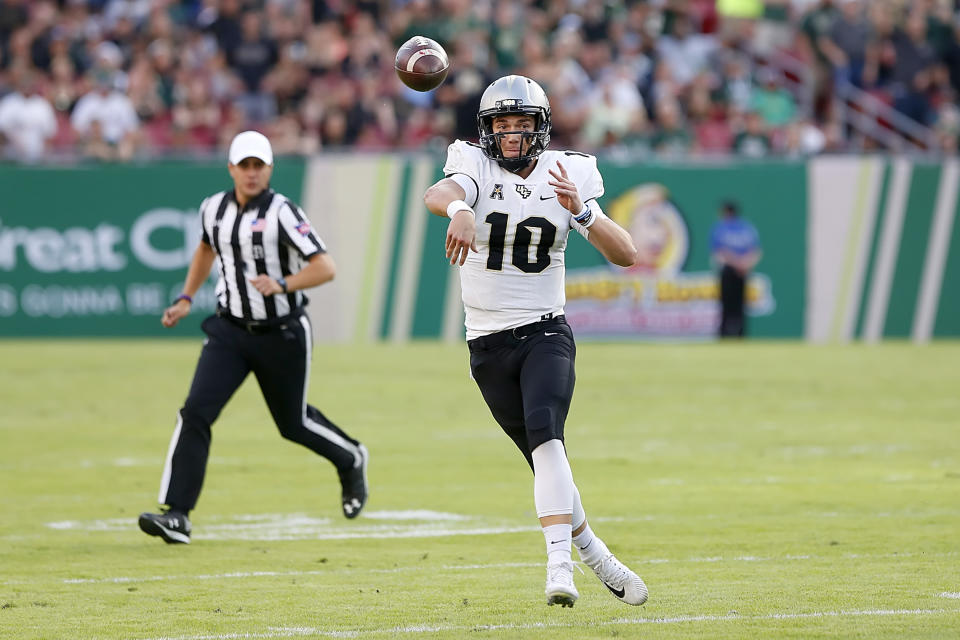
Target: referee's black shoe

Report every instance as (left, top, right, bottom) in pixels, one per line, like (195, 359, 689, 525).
(138, 509, 192, 544)
(339, 444, 369, 519)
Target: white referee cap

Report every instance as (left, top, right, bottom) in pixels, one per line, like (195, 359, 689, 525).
(228, 130, 274, 166)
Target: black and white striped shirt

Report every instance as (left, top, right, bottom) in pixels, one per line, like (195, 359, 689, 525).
(199, 188, 326, 321)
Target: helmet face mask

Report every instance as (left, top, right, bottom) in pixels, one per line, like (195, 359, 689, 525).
(477, 76, 551, 172)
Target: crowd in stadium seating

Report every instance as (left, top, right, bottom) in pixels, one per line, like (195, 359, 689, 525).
(0, 0, 957, 163)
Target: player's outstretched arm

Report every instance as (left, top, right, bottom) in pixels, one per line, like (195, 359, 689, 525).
(162, 241, 216, 328)
(424, 178, 477, 266)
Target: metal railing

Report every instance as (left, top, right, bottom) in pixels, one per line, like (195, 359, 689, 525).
(833, 81, 939, 152)
(753, 48, 939, 153)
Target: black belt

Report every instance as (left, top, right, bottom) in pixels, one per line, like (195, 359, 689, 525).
(216, 306, 304, 335)
(467, 313, 566, 349)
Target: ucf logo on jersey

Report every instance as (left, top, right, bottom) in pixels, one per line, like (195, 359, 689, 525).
(515, 184, 532, 199)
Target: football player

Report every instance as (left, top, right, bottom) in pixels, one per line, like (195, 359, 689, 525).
(423, 75, 648, 608)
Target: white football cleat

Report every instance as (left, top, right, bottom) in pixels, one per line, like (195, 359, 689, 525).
(590, 553, 648, 605)
(545, 560, 579, 607)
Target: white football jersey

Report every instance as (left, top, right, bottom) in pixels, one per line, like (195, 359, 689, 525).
(443, 140, 603, 338)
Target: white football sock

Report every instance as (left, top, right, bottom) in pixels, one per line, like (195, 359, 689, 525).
(542, 523, 572, 564)
(571, 484, 609, 567)
(573, 522, 609, 567)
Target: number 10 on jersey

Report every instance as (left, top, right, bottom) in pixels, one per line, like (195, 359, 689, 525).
(485, 213, 557, 274)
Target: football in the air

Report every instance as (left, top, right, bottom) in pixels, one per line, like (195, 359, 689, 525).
(395, 36, 449, 92)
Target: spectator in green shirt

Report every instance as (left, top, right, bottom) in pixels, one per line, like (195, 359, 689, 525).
(750, 68, 796, 128)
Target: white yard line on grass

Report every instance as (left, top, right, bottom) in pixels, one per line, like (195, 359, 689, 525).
(138, 609, 956, 640)
(62, 563, 542, 585)
(194, 525, 541, 542)
(56, 552, 959, 587)
(360, 511, 471, 521)
(45, 509, 960, 542)
(64, 571, 327, 585)
(940, 593, 960, 599)
(46, 511, 542, 542)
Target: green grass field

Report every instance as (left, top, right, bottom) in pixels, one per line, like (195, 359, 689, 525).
(1, 339, 958, 639)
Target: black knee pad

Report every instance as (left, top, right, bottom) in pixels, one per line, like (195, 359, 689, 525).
(525, 406, 564, 452)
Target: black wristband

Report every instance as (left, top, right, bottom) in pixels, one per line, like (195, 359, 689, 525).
(277, 277, 288, 293)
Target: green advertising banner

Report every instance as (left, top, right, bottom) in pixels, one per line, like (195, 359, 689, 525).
(562, 160, 807, 339)
(17, 154, 958, 342)
(0, 159, 305, 336)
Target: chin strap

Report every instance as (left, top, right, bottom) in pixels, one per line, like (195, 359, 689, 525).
(500, 158, 532, 173)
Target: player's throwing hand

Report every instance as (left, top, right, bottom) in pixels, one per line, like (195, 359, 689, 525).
(445, 209, 477, 266)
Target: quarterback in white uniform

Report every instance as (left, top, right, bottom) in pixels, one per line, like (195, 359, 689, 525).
(424, 75, 649, 609)
(442, 140, 604, 338)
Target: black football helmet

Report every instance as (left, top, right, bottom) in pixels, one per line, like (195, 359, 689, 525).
(477, 75, 551, 172)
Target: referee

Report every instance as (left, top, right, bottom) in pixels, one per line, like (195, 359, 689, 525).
(710, 199, 762, 338)
(138, 131, 369, 544)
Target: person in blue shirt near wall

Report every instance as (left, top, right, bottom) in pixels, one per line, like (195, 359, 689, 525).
(710, 200, 762, 338)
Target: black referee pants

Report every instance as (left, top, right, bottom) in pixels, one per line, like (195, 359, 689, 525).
(719, 264, 746, 338)
(159, 312, 360, 512)
(467, 315, 576, 470)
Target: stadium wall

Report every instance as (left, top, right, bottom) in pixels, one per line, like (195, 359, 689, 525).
(806, 157, 960, 342)
(0, 155, 955, 341)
